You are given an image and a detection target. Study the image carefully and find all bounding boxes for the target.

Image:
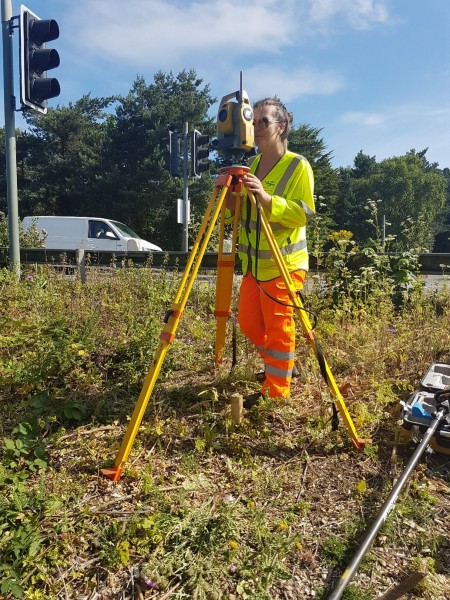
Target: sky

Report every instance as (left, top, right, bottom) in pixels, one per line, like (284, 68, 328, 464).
(2, 0, 450, 169)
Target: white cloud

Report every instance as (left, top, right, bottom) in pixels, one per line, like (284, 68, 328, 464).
(69, 0, 300, 67)
(308, 0, 390, 31)
(66, 0, 393, 70)
(339, 111, 385, 126)
(331, 102, 450, 167)
(243, 65, 345, 103)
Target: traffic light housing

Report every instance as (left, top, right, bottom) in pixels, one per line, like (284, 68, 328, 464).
(165, 130, 180, 176)
(19, 5, 60, 114)
(191, 130, 210, 177)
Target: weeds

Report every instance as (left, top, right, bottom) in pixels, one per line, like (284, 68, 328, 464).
(0, 249, 449, 598)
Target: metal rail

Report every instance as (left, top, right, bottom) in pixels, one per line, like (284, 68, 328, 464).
(2, 249, 450, 273)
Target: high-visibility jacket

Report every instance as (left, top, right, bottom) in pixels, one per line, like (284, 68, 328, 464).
(236, 151, 315, 281)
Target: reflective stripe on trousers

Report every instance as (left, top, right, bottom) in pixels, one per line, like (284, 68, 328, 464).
(237, 271, 305, 398)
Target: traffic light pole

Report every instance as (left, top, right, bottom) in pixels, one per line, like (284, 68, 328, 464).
(182, 121, 189, 252)
(1, 0, 20, 277)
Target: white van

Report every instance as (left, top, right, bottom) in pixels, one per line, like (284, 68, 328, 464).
(22, 216, 162, 252)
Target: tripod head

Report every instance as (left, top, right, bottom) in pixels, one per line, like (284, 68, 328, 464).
(215, 72, 256, 167)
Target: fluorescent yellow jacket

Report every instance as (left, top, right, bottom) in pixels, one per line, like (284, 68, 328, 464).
(233, 151, 315, 281)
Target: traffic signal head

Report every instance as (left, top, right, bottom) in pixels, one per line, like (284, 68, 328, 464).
(191, 130, 210, 177)
(20, 5, 61, 114)
(165, 130, 180, 176)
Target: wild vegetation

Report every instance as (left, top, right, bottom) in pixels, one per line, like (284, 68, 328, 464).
(0, 230, 449, 599)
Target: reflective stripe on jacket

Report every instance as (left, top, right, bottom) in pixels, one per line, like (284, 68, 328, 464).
(238, 151, 315, 281)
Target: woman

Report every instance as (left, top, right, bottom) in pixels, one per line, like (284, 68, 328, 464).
(226, 96, 315, 408)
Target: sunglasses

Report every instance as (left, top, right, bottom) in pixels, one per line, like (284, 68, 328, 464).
(253, 117, 280, 129)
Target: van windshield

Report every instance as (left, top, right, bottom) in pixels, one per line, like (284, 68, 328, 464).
(111, 220, 141, 239)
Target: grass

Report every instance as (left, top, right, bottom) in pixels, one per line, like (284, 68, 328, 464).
(0, 262, 449, 599)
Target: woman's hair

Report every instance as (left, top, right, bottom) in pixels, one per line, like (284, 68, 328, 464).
(253, 96, 293, 147)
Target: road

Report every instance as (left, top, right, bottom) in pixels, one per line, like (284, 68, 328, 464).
(421, 275, 450, 291)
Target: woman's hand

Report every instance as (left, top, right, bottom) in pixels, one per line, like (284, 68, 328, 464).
(242, 173, 272, 210)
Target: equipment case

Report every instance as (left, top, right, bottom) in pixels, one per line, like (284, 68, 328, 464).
(401, 363, 450, 455)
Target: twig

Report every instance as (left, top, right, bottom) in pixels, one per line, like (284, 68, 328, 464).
(135, 582, 144, 600)
(56, 425, 118, 442)
(158, 581, 181, 599)
(296, 457, 310, 501)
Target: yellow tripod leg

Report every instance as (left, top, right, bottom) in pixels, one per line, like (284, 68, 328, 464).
(247, 192, 367, 452)
(102, 175, 233, 481)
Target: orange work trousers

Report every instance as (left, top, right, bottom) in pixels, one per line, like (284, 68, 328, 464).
(237, 270, 305, 399)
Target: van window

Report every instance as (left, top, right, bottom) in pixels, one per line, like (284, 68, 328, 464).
(88, 220, 118, 240)
(110, 220, 141, 239)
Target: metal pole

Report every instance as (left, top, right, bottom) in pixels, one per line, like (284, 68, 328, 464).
(327, 408, 447, 600)
(2, 0, 20, 276)
(181, 121, 189, 252)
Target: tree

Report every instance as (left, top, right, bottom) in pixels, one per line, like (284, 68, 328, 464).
(432, 166, 450, 251)
(5, 72, 448, 254)
(352, 150, 378, 179)
(288, 124, 339, 251)
(351, 154, 447, 250)
(288, 124, 338, 203)
(334, 168, 359, 232)
(8, 70, 217, 250)
(18, 95, 116, 216)
(333, 152, 381, 242)
(104, 70, 216, 249)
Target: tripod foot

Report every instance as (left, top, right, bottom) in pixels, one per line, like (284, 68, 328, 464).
(352, 438, 371, 453)
(101, 467, 123, 482)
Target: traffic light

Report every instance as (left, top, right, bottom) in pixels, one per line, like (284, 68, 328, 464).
(164, 130, 179, 176)
(19, 5, 60, 114)
(191, 130, 210, 177)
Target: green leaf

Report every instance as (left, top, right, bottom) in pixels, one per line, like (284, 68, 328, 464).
(15, 439, 24, 451)
(33, 458, 48, 470)
(117, 541, 130, 566)
(28, 539, 42, 557)
(3, 438, 16, 450)
(1, 577, 24, 598)
(15, 423, 30, 436)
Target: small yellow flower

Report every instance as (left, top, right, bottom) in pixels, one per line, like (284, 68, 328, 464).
(278, 522, 288, 531)
(247, 500, 255, 509)
(355, 479, 367, 494)
(77, 349, 86, 356)
(296, 541, 303, 551)
(71, 343, 78, 349)
(229, 540, 239, 549)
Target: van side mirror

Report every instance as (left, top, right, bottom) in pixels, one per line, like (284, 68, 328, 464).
(105, 231, 115, 239)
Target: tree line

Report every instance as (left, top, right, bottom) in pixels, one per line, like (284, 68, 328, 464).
(0, 69, 449, 253)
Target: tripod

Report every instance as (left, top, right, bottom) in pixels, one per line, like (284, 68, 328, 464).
(102, 165, 366, 481)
